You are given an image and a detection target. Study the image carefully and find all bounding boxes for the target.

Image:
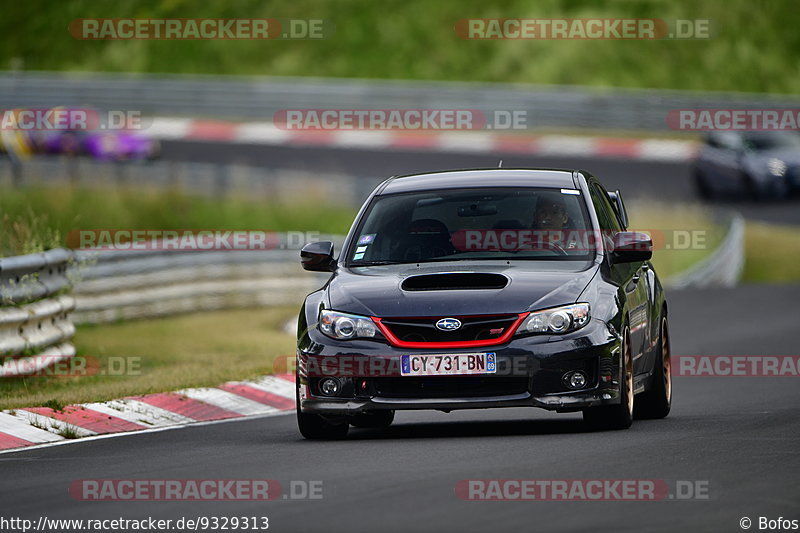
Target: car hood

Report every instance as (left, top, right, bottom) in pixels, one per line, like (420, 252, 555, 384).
(324, 261, 599, 317)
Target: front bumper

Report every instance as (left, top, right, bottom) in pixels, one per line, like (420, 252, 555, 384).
(297, 319, 623, 416)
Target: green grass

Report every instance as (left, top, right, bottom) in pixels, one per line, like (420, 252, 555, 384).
(742, 221, 800, 283)
(0, 307, 297, 410)
(627, 202, 725, 279)
(41, 398, 66, 412)
(0, 184, 357, 256)
(0, 0, 798, 93)
(57, 424, 81, 439)
(632, 206, 800, 284)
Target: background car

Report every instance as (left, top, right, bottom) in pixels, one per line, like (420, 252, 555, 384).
(693, 131, 800, 199)
(34, 128, 160, 161)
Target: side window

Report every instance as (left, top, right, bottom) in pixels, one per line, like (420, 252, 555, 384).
(715, 132, 743, 151)
(705, 134, 723, 149)
(589, 183, 622, 256)
(590, 184, 622, 233)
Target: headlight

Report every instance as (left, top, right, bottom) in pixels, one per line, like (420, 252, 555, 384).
(768, 158, 787, 177)
(318, 310, 377, 340)
(516, 303, 590, 336)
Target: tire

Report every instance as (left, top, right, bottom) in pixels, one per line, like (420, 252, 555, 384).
(296, 389, 349, 440)
(583, 325, 634, 431)
(634, 315, 672, 420)
(739, 172, 759, 200)
(694, 170, 713, 200)
(350, 410, 395, 429)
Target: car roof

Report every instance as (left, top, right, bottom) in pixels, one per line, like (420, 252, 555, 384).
(379, 168, 579, 195)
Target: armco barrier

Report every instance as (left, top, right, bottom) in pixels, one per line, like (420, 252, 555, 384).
(665, 211, 745, 289)
(0, 248, 73, 305)
(70, 235, 345, 324)
(1, 71, 799, 131)
(0, 157, 373, 208)
(0, 249, 76, 377)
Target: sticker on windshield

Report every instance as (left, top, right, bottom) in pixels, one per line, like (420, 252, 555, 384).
(358, 234, 376, 245)
(356, 246, 368, 253)
(353, 252, 365, 260)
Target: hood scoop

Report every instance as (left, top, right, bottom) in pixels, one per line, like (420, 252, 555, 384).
(401, 272, 509, 291)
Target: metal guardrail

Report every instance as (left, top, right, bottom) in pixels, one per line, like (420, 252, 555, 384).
(0, 295, 75, 354)
(0, 156, 374, 207)
(0, 248, 73, 305)
(2, 71, 799, 131)
(70, 237, 344, 324)
(0, 250, 76, 377)
(665, 211, 745, 289)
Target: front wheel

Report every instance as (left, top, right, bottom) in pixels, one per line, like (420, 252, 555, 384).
(583, 325, 634, 431)
(694, 170, 713, 200)
(634, 315, 672, 419)
(739, 172, 760, 200)
(296, 388, 349, 440)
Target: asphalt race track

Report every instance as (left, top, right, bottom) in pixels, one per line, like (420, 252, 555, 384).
(2, 283, 799, 533)
(162, 139, 800, 225)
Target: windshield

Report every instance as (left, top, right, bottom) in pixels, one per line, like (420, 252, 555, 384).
(743, 132, 800, 151)
(347, 187, 596, 266)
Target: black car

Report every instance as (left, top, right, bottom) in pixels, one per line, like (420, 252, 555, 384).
(693, 131, 800, 199)
(296, 169, 671, 439)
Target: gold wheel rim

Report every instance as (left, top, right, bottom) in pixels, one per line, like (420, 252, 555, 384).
(662, 318, 672, 403)
(624, 327, 633, 416)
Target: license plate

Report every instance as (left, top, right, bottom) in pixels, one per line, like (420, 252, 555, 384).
(401, 353, 496, 376)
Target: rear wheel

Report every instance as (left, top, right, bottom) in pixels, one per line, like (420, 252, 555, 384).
(635, 315, 672, 419)
(350, 410, 395, 429)
(296, 388, 349, 440)
(583, 325, 634, 431)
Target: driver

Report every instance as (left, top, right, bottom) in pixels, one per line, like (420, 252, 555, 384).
(531, 193, 580, 252)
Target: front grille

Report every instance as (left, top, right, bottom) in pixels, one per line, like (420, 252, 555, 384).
(380, 315, 519, 344)
(368, 376, 529, 398)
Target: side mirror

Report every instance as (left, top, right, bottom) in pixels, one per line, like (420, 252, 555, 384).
(300, 241, 336, 272)
(611, 232, 652, 263)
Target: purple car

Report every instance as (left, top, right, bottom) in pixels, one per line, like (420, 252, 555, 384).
(81, 131, 160, 161)
(30, 109, 160, 161)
